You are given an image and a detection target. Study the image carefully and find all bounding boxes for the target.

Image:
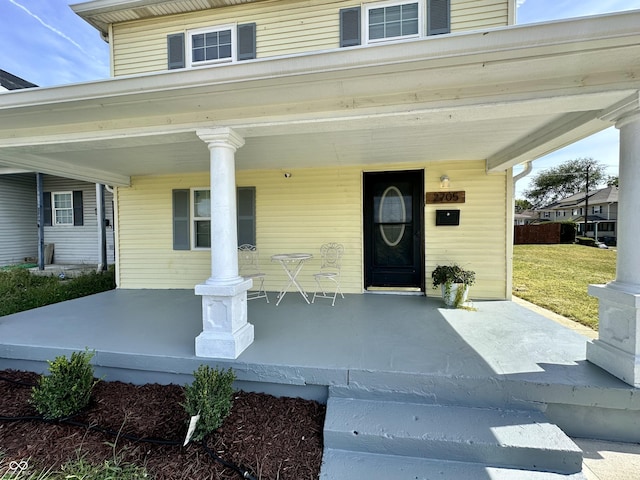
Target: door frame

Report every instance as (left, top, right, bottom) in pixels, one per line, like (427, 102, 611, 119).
(362, 169, 425, 292)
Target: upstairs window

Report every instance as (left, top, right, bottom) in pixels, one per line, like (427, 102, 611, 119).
(340, 0, 449, 48)
(188, 26, 235, 67)
(367, 2, 420, 43)
(168, 24, 256, 70)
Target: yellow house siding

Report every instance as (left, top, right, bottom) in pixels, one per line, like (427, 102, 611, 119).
(112, 0, 361, 76)
(240, 167, 363, 295)
(451, 0, 509, 32)
(116, 174, 210, 288)
(425, 160, 507, 300)
(116, 161, 508, 300)
(111, 0, 510, 76)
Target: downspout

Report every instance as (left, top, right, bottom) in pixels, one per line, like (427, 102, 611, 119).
(96, 185, 115, 273)
(508, 161, 532, 301)
(105, 185, 117, 283)
(513, 161, 533, 195)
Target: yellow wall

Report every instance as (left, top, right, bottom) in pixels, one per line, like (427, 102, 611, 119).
(451, 0, 510, 31)
(111, 0, 511, 76)
(115, 161, 509, 299)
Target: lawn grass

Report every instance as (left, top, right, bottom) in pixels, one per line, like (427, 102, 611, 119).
(512, 244, 616, 329)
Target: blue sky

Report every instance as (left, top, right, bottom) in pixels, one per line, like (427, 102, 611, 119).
(1, 0, 639, 197)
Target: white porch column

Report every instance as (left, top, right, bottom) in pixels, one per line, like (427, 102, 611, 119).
(587, 110, 640, 386)
(194, 127, 254, 359)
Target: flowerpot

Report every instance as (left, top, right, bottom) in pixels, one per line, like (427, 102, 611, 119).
(441, 283, 469, 308)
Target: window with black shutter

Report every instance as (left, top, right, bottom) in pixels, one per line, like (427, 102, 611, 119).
(428, 0, 450, 35)
(72, 191, 83, 226)
(172, 189, 190, 250)
(43, 192, 52, 226)
(340, 7, 361, 47)
(237, 23, 257, 60)
(172, 187, 256, 250)
(167, 33, 185, 69)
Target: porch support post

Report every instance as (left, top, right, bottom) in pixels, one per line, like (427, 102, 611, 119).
(36, 172, 45, 270)
(587, 109, 640, 387)
(193, 127, 254, 359)
(96, 184, 107, 272)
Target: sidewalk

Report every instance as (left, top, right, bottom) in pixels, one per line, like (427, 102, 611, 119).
(513, 296, 640, 480)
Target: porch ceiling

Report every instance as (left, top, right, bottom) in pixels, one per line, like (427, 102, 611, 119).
(0, 11, 639, 186)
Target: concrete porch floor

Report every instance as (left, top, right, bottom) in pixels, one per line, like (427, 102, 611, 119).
(1, 290, 639, 442)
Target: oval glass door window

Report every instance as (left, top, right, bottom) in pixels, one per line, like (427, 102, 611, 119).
(378, 186, 406, 247)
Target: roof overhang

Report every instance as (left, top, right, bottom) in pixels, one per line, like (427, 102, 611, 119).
(1, 11, 639, 186)
(71, 0, 270, 36)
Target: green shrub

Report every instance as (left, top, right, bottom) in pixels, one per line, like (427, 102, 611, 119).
(0, 267, 115, 317)
(576, 236, 597, 247)
(31, 349, 99, 420)
(182, 366, 235, 442)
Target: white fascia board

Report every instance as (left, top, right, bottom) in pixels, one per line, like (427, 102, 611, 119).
(4, 9, 640, 112)
(0, 167, 32, 174)
(0, 153, 130, 186)
(487, 92, 640, 172)
(487, 114, 612, 172)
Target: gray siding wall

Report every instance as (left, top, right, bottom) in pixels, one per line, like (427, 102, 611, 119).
(43, 176, 115, 265)
(0, 173, 37, 266)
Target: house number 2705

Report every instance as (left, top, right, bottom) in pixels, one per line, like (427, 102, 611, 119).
(425, 191, 466, 204)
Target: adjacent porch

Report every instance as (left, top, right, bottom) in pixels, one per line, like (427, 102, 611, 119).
(1, 290, 638, 444)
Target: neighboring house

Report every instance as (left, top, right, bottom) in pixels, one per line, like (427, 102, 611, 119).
(0, 172, 116, 267)
(0, 0, 639, 381)
(1, 70, 115, 267)
(537, 186, 618, 244)
(0, 173, 37, 266)
(0, 69, 37, 92)
(513, 209, 537, 225)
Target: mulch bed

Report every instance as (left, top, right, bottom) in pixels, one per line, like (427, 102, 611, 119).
(0, 370, 325, 479)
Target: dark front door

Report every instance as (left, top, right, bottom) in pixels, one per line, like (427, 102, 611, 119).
(364, 170, 424, 290)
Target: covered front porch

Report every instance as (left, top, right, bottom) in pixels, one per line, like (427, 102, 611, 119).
(1, 290, 639, 445)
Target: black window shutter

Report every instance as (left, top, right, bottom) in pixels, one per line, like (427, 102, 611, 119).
(173, 189, 190, 250)
(73, 191, 84, 226)
(43, 192, 52, 227)
(237, 187, 256, 246)
(237, 23, 257, 61)
(340, 7, 361, 47)
(428, 0, 450, 35)
(167, 33, 186, 69)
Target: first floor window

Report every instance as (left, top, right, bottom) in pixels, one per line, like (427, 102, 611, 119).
(53, 192, 73, 225)
(193, 189, 211, 248)
(43, 190, 84, 227)
(172, 187, 256, 250)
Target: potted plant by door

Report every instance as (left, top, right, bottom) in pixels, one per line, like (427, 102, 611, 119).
(431, 264, 476, 308)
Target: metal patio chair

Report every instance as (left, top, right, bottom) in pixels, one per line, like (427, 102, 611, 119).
(238, 244, 269, 303)
(312, 243, 344, 306)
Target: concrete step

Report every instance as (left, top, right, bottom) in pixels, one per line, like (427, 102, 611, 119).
(323, 397, 583, 475)
(320, 449, 588, 480)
